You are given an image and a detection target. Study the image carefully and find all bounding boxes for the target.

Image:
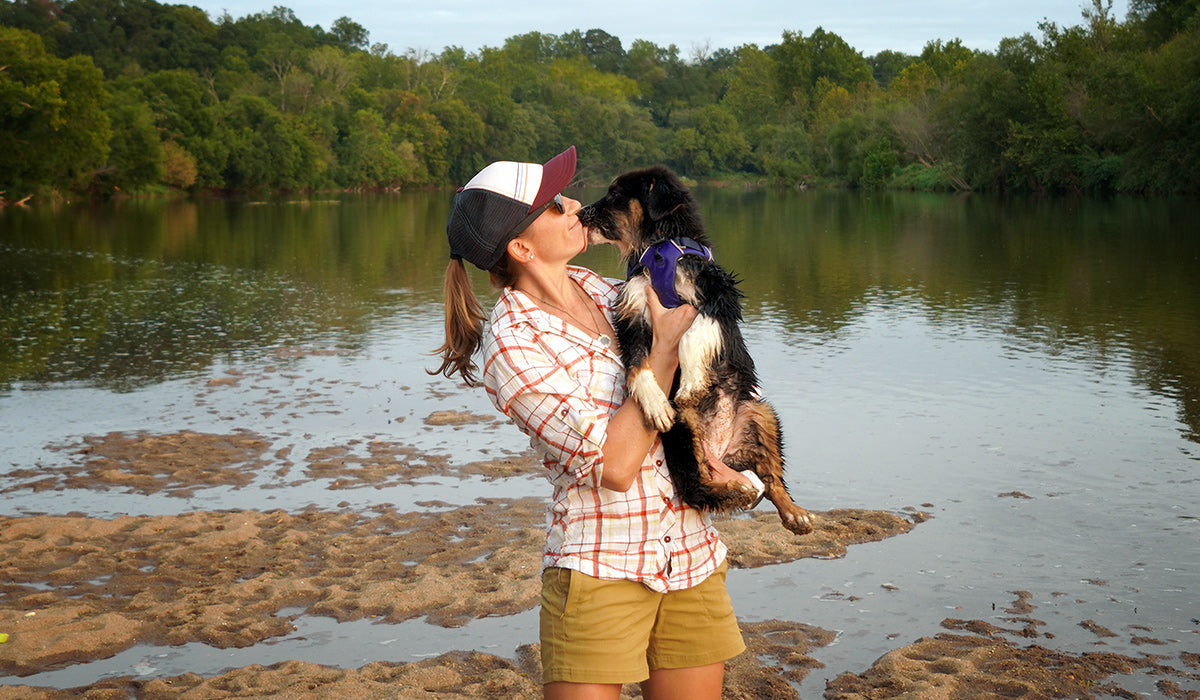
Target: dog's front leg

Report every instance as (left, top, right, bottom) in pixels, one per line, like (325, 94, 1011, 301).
(628, 366, 675, 432)
(618, 277, 676, 432)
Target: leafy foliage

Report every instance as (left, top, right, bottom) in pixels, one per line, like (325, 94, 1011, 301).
(1, 26, 111, 197)
(1, 0, 1197, 199)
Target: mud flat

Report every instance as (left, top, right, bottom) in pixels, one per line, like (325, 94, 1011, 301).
(1, 426, 1196, 698)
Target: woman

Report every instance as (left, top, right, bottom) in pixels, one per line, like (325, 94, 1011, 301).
(432, 146, 752, 700)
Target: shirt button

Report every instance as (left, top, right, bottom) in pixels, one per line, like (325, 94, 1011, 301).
(655, 459, 662, 466)
(663, 535, 672, 543)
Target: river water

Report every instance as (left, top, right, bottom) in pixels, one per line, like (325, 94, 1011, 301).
(1, 189, 1198, 696)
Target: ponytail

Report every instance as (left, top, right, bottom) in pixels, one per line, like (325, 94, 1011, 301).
(431, 250, 521, 386)
(430, 258, 488, 386)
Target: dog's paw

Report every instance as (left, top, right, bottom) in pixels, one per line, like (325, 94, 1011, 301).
(629, 367, 676, 433)
(710, 477, 761, 511)
(730, 482, 760, 509)
(642, 399, 676, 433)
(740, 470, 767, 509)
(780, 507, 815, 536)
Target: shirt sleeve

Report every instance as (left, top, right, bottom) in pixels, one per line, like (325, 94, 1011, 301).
(483, 323, 608, 488)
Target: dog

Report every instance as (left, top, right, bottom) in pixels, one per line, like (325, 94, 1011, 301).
(579, 165, 814, 535)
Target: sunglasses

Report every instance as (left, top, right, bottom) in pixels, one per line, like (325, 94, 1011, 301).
(507, 193, 567, 240)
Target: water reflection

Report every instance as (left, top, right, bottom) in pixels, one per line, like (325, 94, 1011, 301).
(696, 190, 1200, 442)
(2, 191, 1198, 440)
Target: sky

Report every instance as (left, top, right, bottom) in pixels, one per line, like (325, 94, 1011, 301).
(187, 0, 1131, 58)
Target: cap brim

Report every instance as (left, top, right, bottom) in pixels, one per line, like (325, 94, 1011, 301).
(529, 146, 576, 212)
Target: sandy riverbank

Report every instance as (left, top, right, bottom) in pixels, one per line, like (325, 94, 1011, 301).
(1, 428, 1196, 698)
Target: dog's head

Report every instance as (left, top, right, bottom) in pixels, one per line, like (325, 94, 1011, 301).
(579, 165, 707, 262)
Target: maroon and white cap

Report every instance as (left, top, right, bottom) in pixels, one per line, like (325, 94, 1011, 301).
(446, 146, 577, 270)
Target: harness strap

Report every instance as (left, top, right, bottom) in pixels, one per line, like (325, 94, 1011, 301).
(626, 237, 714, 308)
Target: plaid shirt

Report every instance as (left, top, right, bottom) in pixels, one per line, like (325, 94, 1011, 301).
(482, 266, 726, 592)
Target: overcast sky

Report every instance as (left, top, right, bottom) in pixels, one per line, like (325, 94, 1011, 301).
(189, 0, 1130, 58)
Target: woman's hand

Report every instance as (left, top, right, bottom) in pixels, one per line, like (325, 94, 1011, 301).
(644, 286, 697, 399)
(646, 286, 698, 357)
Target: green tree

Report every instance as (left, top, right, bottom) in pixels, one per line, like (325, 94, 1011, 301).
(868, 50, 917, 88)
(808, 28, 874, 90)
(103, 83, 165, 189)
(722, 47, 777, 117)
(624, 39, 702, 127)
(666, 103, 749, 175)
(308, 45, 356, 102)
(756, 123, 815, 184)
(1131, 0, 1200, 43)
(553, 28, 628, 74)
(0, 0, 72, 53)
(329, 16, 368, 51)
(769, 27, 873, 113)
(336, 108, 420, 187)
(220, 94, 323, 190)
(918, 38, 976, 79)
(208, 44, 268, 102)
(582, 28, 627, 74)
(376, 88, 449, 183)
(935, 37, 1034, 189)
(429, 97, 487, 184)
(884, 61, 941, 163)
(0, 26, 111, 198)
(858, 134, 900, 187)
(4, 0, 1194, 195)
(540, 55, 656, 176)
(131, 69, 226, 187)
(54, 0, 219, 76)
(1121, 24, 1200, 192)
(449, 45, 543, 164)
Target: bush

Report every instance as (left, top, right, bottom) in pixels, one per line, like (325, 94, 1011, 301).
(891, 162, 970, 191)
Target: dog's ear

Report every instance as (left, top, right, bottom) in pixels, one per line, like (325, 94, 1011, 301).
(643, 171, 689, 222)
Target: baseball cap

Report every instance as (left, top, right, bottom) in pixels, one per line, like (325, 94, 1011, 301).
(446, 146, 577, 270)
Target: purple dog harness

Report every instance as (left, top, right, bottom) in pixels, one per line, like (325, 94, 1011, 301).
(627, 237, 714, 308)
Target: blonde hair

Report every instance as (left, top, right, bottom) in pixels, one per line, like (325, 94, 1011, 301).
(429, 255, 517, 386)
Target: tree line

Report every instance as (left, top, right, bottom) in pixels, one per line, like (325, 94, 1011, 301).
(1, 0, 1197, 202)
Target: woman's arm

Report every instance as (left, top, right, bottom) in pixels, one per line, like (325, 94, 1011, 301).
(597, 291, 697, 492)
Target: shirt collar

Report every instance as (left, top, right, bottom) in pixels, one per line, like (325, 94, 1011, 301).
(493, 267, 620, 351)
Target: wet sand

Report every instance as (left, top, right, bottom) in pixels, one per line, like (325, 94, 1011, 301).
(1, 428, 1197, 698)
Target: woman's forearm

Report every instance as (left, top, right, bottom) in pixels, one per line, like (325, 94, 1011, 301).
(598, 346, 679, 492)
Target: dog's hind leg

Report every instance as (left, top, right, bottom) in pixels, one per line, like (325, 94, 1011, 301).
(723, 401, 814, 535)
(661, 420, 728, 511)
(673, 403, 761, 511)
(700, 442, 762, 509)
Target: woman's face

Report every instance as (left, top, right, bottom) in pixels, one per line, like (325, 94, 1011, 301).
(515, 194, 586, 265)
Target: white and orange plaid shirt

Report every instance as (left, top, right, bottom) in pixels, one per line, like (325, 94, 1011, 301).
(482, 266, 726, 593)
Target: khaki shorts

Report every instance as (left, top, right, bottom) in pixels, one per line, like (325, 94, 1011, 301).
(539, 560, 746, 685)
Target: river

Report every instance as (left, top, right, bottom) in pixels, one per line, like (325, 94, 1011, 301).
(1, 189, 1197, 696)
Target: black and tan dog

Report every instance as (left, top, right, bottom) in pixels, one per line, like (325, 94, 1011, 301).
(580, 166, 814, 535)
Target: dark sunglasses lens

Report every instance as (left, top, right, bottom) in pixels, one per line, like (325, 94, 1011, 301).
(552, 194, 565, 214)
